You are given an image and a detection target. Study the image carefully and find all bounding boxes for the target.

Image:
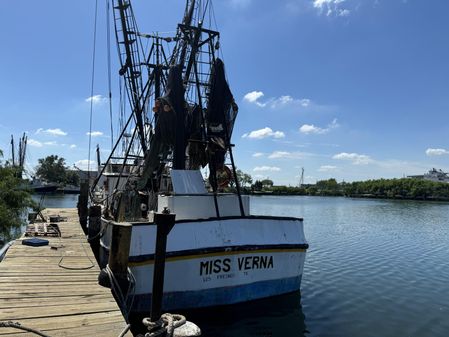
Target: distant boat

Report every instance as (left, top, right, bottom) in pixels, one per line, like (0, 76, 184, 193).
(28, 178, 59, 194)
(57, 184, 80, 194)
(408, 168, 449, 183)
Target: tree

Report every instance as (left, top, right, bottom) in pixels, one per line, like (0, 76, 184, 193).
(35, 155, 69, 185)
(235, 169, 253, 187)
(252, 180, 263, 191)
(0, 149, 35, 240)
(65, 170, 80, 187)
(261, 179, 273, 189)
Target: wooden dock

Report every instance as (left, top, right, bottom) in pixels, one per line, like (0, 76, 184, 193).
(0, 208, 132, 337)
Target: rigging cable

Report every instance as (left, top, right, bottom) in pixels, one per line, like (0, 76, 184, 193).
(87, 0, 99, 176)
(106, 0, 114, 149)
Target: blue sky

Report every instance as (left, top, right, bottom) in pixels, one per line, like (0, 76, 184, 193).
(0, 0, 448, 185)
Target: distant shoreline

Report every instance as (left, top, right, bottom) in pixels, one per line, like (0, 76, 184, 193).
(247, 192, 449, 202)
(239, 177, 449, 202)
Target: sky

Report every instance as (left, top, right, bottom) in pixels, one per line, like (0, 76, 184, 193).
(0, 0, 448, 185)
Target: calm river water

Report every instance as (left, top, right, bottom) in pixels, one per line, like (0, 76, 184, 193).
(192, 196, 449, 337)
(6, 195, 449, 336)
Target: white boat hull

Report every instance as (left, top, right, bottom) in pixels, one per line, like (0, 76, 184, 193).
(100, 216, 308, 311)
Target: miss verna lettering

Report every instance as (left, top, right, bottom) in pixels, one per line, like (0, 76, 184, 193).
(200, 255, 274, 276)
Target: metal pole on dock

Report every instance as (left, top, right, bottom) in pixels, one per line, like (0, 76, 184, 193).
(150, 209, 176, 322)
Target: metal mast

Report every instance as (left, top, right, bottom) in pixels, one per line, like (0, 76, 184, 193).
(112, 0, 148, 152)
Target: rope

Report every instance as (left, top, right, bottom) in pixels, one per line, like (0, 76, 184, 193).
(103, 264, 136, 322)
(106, 0, 114, 149)
(1, 320, 131, 337)
(142, 314, 187, 337)
(118, 324, 132, 337)
(57, 231, 95, 271)
(87, 218, 110, 243)
(0, 321, 51, 337)
(88, 0, 99, 176)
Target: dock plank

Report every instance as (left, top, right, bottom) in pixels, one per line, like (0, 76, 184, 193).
(0, 208, 132, 337)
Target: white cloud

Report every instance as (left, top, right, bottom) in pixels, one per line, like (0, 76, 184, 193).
(299, 99, 311, 107)
(268, 151, 305, 159)
(28, 139, 43, 147)
(253, 166, 281, 172)
(299, 119, 339, 135)
(36, 128, 68, 136)
(313, 0, 350, 17)
(252, 152, 264, 157)
(269, 151, 292, 159)
(243, 91, 312, 109)
(318, 165, 338, 172)
(85, 95, 106, 104)
(299, 124, 326, 134)
(333, 152, 372, 165)
(86, 131, 104, 137)
(243, 91, 266, 107)
(74, 159, 97, 171)
(426, 148, 449, 156)
(270, 96, 311, 109)
(69, 144, 77, 149)
(43, 141, 57, 146)
(242, 127, 285, 140)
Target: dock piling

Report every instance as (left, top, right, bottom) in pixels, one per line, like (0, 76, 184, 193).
(98, 221, 132, 295)
(77, 181, 89, 234)
(88, 205, 102, 259)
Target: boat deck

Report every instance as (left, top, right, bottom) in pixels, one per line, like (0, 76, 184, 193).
(0, 208, 132, 336)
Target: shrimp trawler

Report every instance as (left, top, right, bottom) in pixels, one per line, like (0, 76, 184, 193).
(92, 0, 308, 312)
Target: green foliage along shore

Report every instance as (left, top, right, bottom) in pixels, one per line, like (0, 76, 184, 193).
(244, 175, 449, 201)
(0, 150, 35, 243)
(344, 178, 449, 201)
(36, 155, 79, 186)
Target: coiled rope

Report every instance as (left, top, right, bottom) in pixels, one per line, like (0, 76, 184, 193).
(142, 313, 187, 337)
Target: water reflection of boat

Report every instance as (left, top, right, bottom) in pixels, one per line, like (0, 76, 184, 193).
(94, 0, 308, 312)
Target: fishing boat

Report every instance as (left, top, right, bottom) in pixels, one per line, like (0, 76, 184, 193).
(93, 0, 308, 312)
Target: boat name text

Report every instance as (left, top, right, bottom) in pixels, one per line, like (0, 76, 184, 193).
(200, 255, 274, 276)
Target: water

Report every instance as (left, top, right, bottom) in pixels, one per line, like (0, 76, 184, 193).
(31, 194, 78, 209)
(5, 194, 449, 336)
(250, 196, 449, 337)
(0, 194, 78, 247)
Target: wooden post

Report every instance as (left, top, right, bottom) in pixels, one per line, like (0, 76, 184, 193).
(78, 181, 89, 234)
(108, 222, 132, 292)
(88, 205, 102, 261)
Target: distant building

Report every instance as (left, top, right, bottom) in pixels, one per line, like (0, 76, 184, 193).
(78, 170, 106, 185)
(408, 168, 449, 183)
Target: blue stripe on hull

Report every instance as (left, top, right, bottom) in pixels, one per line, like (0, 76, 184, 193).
(131, 275, 302, 312)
